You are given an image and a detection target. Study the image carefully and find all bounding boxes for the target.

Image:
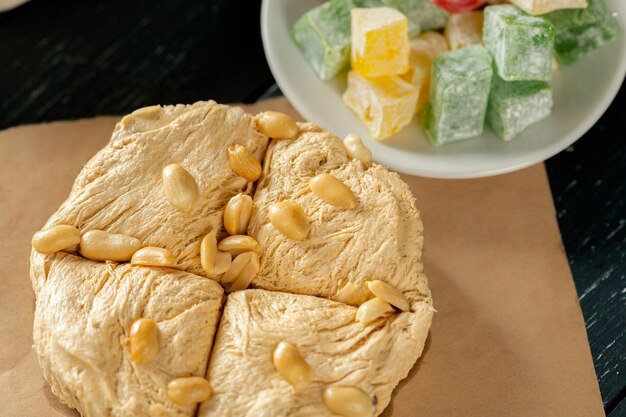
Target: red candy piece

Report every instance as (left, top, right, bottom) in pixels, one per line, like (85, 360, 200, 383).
(432, 0, 486, 13)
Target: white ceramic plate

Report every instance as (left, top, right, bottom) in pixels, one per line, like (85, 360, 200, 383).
(0, 0, 30, 12)
(261, 0, 626, 178)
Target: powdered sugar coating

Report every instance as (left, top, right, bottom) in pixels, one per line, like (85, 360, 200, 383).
(484, 5, 555, 81)
(291, 0, 354, 80)
(424, 45, 493, 145)
(486, 74, 553, 141)
(545, 0, 619, 65)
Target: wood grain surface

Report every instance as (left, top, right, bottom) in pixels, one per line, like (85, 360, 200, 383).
(0, 0, 624, 414)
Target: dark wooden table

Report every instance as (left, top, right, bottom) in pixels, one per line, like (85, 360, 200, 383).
(1, 0, 624, 415)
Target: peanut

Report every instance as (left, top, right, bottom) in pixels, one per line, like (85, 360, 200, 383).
(131, 247, 177, 268)
(355, 297, 394, 325)
(201, 230, 232, 276)
(323, 386, 374, 417)
(255, 111, 298, 139)
(218, 235, 260, 257)
(167, 377, 212, 405)
(129, 318, 159, 364)
(309, 173, 356, 209)
(32, 225, 80, 254)
(162, 163, 197, 211)
(334, 281, 362, 306)
(227, 144, 262, 182)
(130, 105, 161, 119)
(80, 230, 141, 262)
(221, 251, 260, 293)
(224, 193, 253, 235)
(268, 201, 309, 240)
(343, 134, 372, 166)
(273, 341, 311, 388)
(366, 280, 409, 312)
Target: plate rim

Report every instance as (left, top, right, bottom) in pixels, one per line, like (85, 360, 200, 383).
(261, 0, 626, 178)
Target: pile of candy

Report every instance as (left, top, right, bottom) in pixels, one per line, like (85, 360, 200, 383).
(291, 0, 619, 144)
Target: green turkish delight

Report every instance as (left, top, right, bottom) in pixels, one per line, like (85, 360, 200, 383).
(483, 5, 555, 81)
(423, 45, 494, 145)
(353, 0, 385, 7)
(486, 74, 553, 141)
(291, 0, 354, 80)
(545, 0, 619, 65)
(384, 0, 448, 34)
(354, 0, 448, 36)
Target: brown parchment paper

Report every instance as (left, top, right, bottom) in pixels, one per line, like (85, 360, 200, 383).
(0, 98, 603, 417)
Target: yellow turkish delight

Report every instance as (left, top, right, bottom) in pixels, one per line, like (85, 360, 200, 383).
(351, 7, 410, 78)
(402, 31, 449, 113)
(343, 70, 418, 140)
(445, 12, 484, 50)
(509, 0, 587, 15)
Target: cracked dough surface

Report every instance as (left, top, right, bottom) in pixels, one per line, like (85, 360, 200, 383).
(42, 101, 268, 280)
(30, 101, 433, 417)
(30, 251, 223, 417)
(249, 123, 430, 307)
(198, 289, 433, 417)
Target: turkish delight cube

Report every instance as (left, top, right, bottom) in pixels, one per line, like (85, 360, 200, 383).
(354, 0, 449, 34)
(384, 0, 449, 34)
(408, 30, 450, 62)
(483, 5, 555, 81)
(486, 74, 553, 141)
(291, 0, 354, 80)
(351, 7, 410, 77)
(353, 0, 385, 5)
(423, 45, 493, 145)
(343, 70, 419, 139)
(509, 0, 587, 16)
(402, 32, 449, 113)
(445, 11, 484, 50)
(545, 0, 619, 65)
